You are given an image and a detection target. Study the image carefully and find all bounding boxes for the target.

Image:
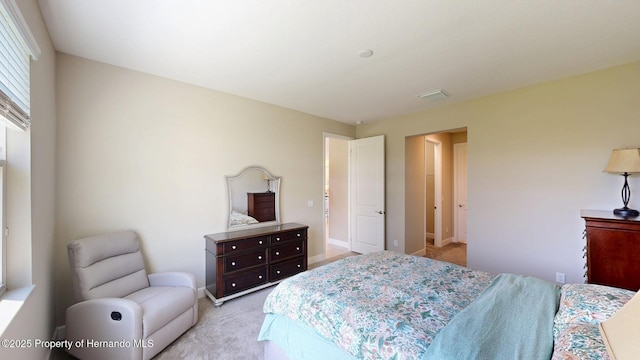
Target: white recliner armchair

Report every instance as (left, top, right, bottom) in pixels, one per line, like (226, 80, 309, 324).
(66, 230, 198, 360)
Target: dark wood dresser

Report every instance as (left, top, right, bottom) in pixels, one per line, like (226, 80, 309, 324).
(582, 209, 640, 291)
(204, 223, 308, 306)
(248, 192, 276, 222)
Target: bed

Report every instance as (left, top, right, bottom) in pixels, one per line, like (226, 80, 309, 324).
(229, 209, 259, 227)
(258, 251, 638, 360)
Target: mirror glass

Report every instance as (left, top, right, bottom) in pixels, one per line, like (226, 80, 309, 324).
(227, 166, 281, 230)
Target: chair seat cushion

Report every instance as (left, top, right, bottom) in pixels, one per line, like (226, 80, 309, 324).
(125, 286, 195, 338)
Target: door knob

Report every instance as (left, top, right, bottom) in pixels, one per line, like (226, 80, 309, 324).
(376, 210, 385, 214)
(458, 204, 463, 208)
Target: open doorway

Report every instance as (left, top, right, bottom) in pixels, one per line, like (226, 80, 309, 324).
(405, 129, 467, 266)
(323, 133, 351, 260)
(424, 138, 441, 247)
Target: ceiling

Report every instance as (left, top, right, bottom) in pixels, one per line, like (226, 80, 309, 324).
(38, 0, 640, 125)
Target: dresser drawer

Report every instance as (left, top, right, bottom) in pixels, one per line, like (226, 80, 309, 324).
(205, 223, 309, 305)
(224, 249, 268, 273)
(255, 208, 275, 218)
(252, 195, 274, 204)
(270, 257, 305, 282)
(271, 240, 304, 262)
(224, 267, 268, 295)
(271, 229, 307, 244)
(223, 236, 268, 254)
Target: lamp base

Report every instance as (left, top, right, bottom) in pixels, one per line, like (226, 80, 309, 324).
(613, 207, 640, 218)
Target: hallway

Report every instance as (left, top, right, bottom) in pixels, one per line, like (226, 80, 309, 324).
(424, 239, 467, 267)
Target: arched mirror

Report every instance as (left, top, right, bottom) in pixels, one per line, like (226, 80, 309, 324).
(227, 166, 281, 230)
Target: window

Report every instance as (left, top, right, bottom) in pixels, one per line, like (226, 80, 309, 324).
(0, 0, 39, 295)
(0, 128, 5, 295)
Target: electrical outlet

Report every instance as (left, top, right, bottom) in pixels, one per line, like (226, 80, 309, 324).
(555, 272, 566, 284)
(393, 240, 398, 247)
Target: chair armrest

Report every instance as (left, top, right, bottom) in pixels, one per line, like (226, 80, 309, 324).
(148, 272, 196, 290)
(66, 298, 143, 359)
(66, 298, 142, 340)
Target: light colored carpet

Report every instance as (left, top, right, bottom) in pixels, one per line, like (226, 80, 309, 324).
(156, 287, 273, 360)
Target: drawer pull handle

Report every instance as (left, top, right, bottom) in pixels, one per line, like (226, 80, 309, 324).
(231, 261, 236, 266)
(258, 256, 262, 260)
(297, 233, 301, 237)
(232, 245, 237, 250)
(231, 283, 236, 287)
(296, 247, 300, 251)
(276, 237, 281, 241)
(259, 275, 263, 279)
(258, 240, 263, 245)
(276, 270, 281, 274)
(275, 251, 280, 256)
(297, 264, 301, 268)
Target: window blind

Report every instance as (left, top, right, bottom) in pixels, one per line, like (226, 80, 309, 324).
(0, 0, 40, 131)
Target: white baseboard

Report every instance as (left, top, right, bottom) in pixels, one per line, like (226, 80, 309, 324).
(308, 254, 325, 265)
(442, 237, 453, 246)
(197, 286, 206, 299)
(410, 248, 426, 257)
(425, 232, 434, 239)
(45, 325, 65, 359)
(53, 324, 65, 341)
(327, 238, 348, 248)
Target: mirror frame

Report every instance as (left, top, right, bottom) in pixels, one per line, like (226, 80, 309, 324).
(226, 166, 281, 230)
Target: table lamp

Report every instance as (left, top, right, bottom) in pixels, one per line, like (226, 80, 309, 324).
(603, 148, 640, 217)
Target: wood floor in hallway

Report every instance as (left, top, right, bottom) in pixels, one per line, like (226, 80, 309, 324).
(424, 239, 467, 267)
(323, 241, 467, 268)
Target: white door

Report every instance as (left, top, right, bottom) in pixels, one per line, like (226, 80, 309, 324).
(454, 143, 468, 243)
(350, 135, 385, 254)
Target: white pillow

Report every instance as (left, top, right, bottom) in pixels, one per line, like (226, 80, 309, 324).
(230, 210, 259, 226)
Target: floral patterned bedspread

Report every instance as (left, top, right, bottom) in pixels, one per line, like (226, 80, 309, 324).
(551, 284, 636, 360)
(262, 251, 494, 359)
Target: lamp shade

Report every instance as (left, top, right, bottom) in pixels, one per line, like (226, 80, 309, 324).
(603, 148, 640, 174)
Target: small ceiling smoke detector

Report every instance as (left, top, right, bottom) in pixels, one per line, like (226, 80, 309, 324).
(418, 89, 450, 102)
(358, 49, 374, 58)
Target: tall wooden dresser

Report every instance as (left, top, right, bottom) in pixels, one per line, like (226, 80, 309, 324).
(248, 192, 276, 222)
(204, 223, 308, 306)
(581, 209, 640, 291)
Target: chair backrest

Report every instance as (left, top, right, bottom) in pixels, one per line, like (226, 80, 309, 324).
(68, 230, 150, 302)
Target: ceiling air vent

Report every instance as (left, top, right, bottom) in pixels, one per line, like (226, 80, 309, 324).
(418, 89, 450, 102)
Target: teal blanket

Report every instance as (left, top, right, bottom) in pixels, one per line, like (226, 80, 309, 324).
(423, 273, 560, 360)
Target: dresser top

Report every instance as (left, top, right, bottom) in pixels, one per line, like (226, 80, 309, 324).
(581, 209, 640, 223)
(205, 222, 307, 243)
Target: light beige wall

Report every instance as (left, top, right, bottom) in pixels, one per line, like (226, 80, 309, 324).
(404, 135, 424, 254)
(328, 137, 348, 243)
(0, 0, 57, 359)
(357, 62, 640, 284)
(54, 53, 354, 324)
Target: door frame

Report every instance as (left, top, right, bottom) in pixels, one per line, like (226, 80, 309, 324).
(322, 132, 353, 260)
(425, 138, 443, 248)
